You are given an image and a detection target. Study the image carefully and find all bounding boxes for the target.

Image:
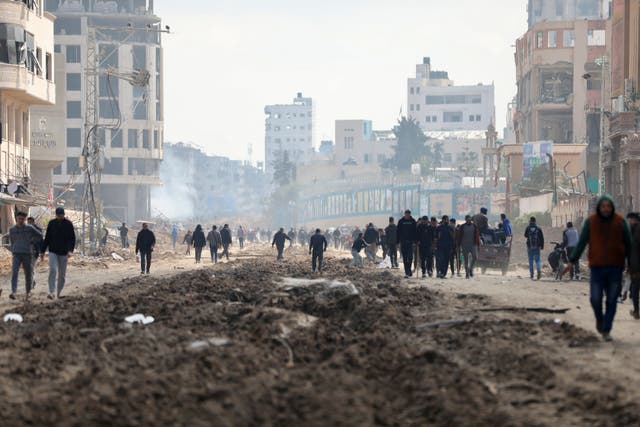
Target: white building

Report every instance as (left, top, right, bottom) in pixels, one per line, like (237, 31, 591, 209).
(334, 120, 395, 167)
(44, 0, 164, 222)
(1, 0, 56, 228)
(264, 92, 314, 178)
(407, 57, 495, 132)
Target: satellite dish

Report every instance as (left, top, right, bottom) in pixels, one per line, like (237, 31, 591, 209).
(7, 182, 18, 195)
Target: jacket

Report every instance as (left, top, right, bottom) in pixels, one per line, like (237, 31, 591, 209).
(563, 228, 579, 248)
(436, 223, 455, 249)
(207, 230, 222, 246)
(524, 224, 544, 250)
(118, 226, 128, 237)
(10, 224, 42, 255)
(385, 224, 398, 245)
(570, 195, 631, 267)
(502, 218, 513, 236)
(136, 229, 156, 253)
(457, 222, 480, 247)
(192, 228, 207, 248)
(352, 237, 368, 253)
(397, 217, 418, 243)
(416, 223, 434, 248)
(309, 234, 327, 253)
(272, 231, 291, 247)
(42, 218, 76, 256)
(220, 228, 232, 244)
(363, 226, 379, 244)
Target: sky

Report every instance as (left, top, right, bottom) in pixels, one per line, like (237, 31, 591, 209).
(155, 0, 527, 164)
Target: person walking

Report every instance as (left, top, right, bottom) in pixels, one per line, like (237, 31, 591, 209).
(207, 226, 222, 263)
(435, 216, 455, 279)
(309, 229, 328, 273)
(385, 217, 399, 269)
(350, 232, 368, 267)
(562, 222, 580, 280)
(449, 218, 459, 277)
(135, 222, 156, 275)
(41, 207, 76, 300)
(192, 224, 206, 264)
(397, 210, 418, 279)
(171, 226, 178, 250)
(416, 216, 435, 278)
(220, 224, 232, 260)
(9, 212, 42, 300)
(27, 216, 43, 292)
(100, 226, 109, 247)
(118, 222, 129, 248)
(183, 230, 192, 255)
(272, 227, 291, 260)
(378, 228, 387, 261)
(457, 215, 480, 279)
(500, 214, 513, 240)
(237, 226, 245, 249)
(567, 196, 632, 341)
(332, 228, 341, 250)
(525, 217, 545, 280)
(288, 228, 296, 247)
(363, 223, 379, 263)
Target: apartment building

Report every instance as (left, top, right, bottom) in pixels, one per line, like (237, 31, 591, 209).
(334, 120, 395, 167)
(44, 0, 164, 222)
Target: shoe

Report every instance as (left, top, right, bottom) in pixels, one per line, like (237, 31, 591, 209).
(537, 270, 541, 280)
(470, 271, 474, 278)
(596, 319, 603, 333)
(47, 293, 54, 300)
(146, 271, 150, 275)
(141, 271, 145, 275)
(622, 292, 628, 302)
(466, 274, 470, 279)
(602, 332, 613, 342)
(631, 310, 640, 320)
(422, 273, 426, 278)
(9, 293, 16, 300)
(404, 275, 410, 279)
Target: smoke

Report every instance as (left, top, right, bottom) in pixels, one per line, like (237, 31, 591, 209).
(151, 146, 197, 220)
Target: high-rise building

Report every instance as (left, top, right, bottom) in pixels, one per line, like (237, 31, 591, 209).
(44, 0, 164, 222)
(407, 57, 495, 132)
(1, 0, 56, 226)
(264, 92, 314, 179)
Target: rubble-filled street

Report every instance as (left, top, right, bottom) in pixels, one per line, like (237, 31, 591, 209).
(1, 246, 640, 426)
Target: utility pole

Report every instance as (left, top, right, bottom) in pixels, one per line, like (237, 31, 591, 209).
(595, 55, 609, 195)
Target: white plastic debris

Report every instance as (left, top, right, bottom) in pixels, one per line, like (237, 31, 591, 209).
(124, 314, 155, 325)
(188, 337, 231, 350)
(377, 256, 392, 269)
(554, 318, 563, 324)
(4, 313, 23, 323)
(111, 252, 125, 261)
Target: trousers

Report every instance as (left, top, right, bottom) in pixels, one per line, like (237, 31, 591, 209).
(590, 266, 623, 334)
(140, 251, 152, 273)
(11, 253, 33, 294)
(48, 253, 68, 294)
(312, 251, 324, 272)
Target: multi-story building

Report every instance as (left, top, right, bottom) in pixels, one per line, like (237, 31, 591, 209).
(334, 120, 395, 167)
(1, 0, 56, 227)
(514, 0, 610, 186)
(153, 142, 267, 221)
(407, 57, 495, 132)
(44, 0, 165, 222)
(264, 92, 314, 179)
(605, 0, 640, 211)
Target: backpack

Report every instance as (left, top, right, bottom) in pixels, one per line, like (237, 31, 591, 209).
(528, 226, 540, 249)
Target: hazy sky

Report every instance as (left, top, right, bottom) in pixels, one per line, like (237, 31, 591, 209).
(155, 0, 527, 163)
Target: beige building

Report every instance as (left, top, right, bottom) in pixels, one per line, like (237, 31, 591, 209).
(0, 0, 56, 228)
(334, 120, 394, 167)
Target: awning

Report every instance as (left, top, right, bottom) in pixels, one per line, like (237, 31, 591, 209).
(0, 193, 29, 206)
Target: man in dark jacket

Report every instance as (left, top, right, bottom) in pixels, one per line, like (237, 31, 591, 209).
(385, 217, 399, 269)
(288, 228, 296, 247)
(272, 227, 291, 260)
(192, 224, 207, 264)
(207, 226, 222, 263)
(457, 215, 480, 279)
(220, 224, 232, 260)
(397, 210, 418, 278)
(525, 217, 545, 280)
(9, 212, 42, 300)
(568, 195, 632, 341)
(363, 223, 379, 263)
(436, 216, 455, 279)
(350, 232, 368, 267)
(118, 222, 129, 248)
(135, 222, 156, 275)
(41, 207, 76, 299)
(416, 216, 434, 278)
(332, 228, 341, 250)
(309, 229, 328, 273)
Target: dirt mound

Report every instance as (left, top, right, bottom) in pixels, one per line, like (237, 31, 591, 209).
(0, 256, 637, 426)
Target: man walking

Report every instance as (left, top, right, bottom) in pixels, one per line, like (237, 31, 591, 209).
(525, 217, 545, 280)
(171, 226, 178, 250)
(363, 223, 379, 263)
(436, 216, 455, 279)
(27, 216, 43, 291)
(192, 225, 206, 264)
(500, 214, 512, 240)
(397, 210, 418, 279)
(207, 225, 222, 263)
(237, 226, 245, 249)
(9, 212, 42, 299)
(41, 207, 76, 300)
(567, 196, 631, 341)
(458, 215, 480, 279)
(220, 224, 232, 260)
(332, 228, 341, 250)
(135, 222, 156, 275)
(288, 228, 296, 247)
(416, 216, 434, 278)
(309, 228, 328, 273)
(562, 222, 580, 280)
(272, 227, 291, 260)
(183, 230, 192, 255)
(350, 232, 368, 267)
(385, 217, 399, 269)
(118, 222, 129, 248)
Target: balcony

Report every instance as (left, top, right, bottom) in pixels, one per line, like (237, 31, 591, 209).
(46, 0, 156, 17)
(0, 63, 55, 105)
(608, 112, 637, 139)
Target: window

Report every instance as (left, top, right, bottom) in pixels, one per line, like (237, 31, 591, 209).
(556, 0, 564, 16)
(66, 157, 80, 175)
(471, 95, 482, 104)
(67, 128, 81, 147)
(563, 30, 575, 47)
(416, 87, 420, 94)
(416, 104, 421, 111)
(142, 130, 150, 148)
(156, 101, 161, 121)
(445, 95, 466, 104)
(99, 75, 118, 97)
(443, 112, 463, 123)
(132, 45, 146, 70)
(410, 87, 414, 95)
(53, 165, 62, 175)
(587, 29, 606, 46)
(111, 129, 123, 148)
(99, 100, 118, 119)
(45, 53, 52, 81)
(476, 115, 481, 121)
(443, 153, 453, 163)
(469, 115, 475, 122)
(66, 45, 81, 63)
(153, 130, 159, 149)
(55, 18, 81, 35)
(133, 102, 147, 120)
(426, 96, 445, 105)
(364, 154, 370, 164)
(577, 0, 598, 16)
(67, 101, 81, 119)
(587, 78, 602, 90)
(426, 116, 431, 123)
(536, 32, 543, 48)
(548, 31, 557, 48)
(0, 23, 25, 65)
(432, 116, 438, 122)
(156, 47, 161, 72)
(54, 44, 61, 53)
(103, 158, 123, 175)
(409, 104, 414, 111)
(66, 73, 81, 91)
(99, 44, 118, 68)
(128, 129, 138, 148)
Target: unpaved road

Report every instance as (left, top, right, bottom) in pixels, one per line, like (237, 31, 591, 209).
(0, 244, 639, 426)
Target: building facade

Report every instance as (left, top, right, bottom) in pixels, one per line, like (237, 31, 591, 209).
(264, 92, 314, 179)
(1, 0, 56, 228)
(44, 0, 164, 222)
(407, 57, 495, 132)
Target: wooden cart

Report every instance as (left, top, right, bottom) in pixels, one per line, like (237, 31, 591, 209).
(477, 238, 512, 276)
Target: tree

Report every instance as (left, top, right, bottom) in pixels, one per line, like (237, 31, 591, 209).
(385, 117, 429, 171)
(271, 150, 295, 187)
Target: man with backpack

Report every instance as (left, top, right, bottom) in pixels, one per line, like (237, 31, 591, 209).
(562, 222, 580, 280)
(525, 217, 545, 280)
(457, 215, 480, 279)
(397, 210, 418, 278)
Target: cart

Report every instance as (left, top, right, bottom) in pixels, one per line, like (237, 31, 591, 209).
(477, 238, 512, 276)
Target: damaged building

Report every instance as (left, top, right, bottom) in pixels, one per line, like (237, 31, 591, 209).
(515, 0, 611, 191)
